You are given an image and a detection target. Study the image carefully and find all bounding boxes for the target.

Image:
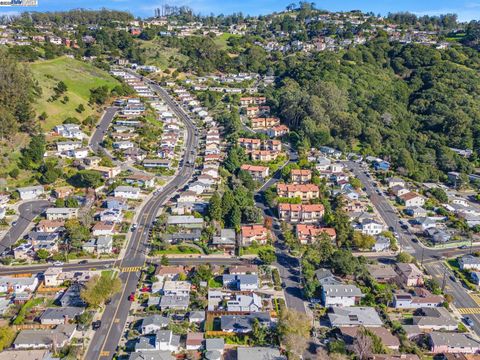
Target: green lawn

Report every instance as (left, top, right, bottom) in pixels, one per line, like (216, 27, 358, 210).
(213, 33, 241, 50)
(30, 56, 120, 130)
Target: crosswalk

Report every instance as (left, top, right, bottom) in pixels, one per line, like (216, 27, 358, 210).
(458, 308, 480, 314)
(100, 351, 110, 357)
(120, 266, 142, 273)
(470, 293, 480, 306)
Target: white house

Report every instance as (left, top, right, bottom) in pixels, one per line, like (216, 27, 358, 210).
(459, 255, 480, 271)
(399, 192, 425, 207)
(71, 148, 89, 159)
(0, 275, 38, 293)
(114, 186, 141, 200)
(359, 218, 384, 236)
(321, 284, 364, 307)
(17, 186, 44, 200)
(45, 208, 78, 221)
(162, 281, 191, 296)
(56, 141, 82, 153)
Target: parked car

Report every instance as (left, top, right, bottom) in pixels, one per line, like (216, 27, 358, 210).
(464, 317, 474, 327)
(128, 292, 135, 301)
(53, 261, 64, 267)
(92, 320, 102, 330)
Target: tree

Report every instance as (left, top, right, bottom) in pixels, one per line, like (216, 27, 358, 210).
(278, 309, 311, 359)
(330, 250, 360, 276)
(69, 170, 103, 188)
(36, 249, 50, 260)
(349, 177, 362, 189)
(396, 251, 414, 263)
(9, 168, 19, 179)
(0, 326, 15, 351)
(353, 232, 376, 250)
(19, 134, 46, 169)
(207, 192, 222, 222)
(81, 273, 122, 308)
(258, 248, 276, 265)
(89, 85, 110, 105)
(76, 103, 85, 113)
(65, 197, 79, 208)
(353, 327, 373, 360)
(251, 318, 268, 345)
(160, 255, 169, 266)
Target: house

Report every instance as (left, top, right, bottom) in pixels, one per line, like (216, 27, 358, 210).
(425, 228, 451, 243)
(83, 235, 113, 254)
(141, 315, 169, 334)
(135, 330, 180, 352)
(53, 187, 73, 199)
(390, 185, 410, 197)
(114, 186, 141, 200)
(405, 207, 428, 217)
(372, 235, 391, 252)
(36, 220, 65, 233)
(241, 225, 270, 246)
(386, 177, 405, 188)
(251, 150, 278, 162)
(56, 141, 82, 152)
(429, 332, 480, 354)
(229, 265, 258, 275)
(12, 324, 76, 350)
(367, 264, 397, 283)
(59, 284, 86, 307)
(39, 307, 83, 325)
(0, 275, 39, 293)
(0, 350, 52, 360)
(155, 265, 187, 280)
(396, 263, 424, 287)
(221, 312, 271, 333)
(240, 164, 269, 181)
(412, 307, 457, 331)
(91, 221, 115, 236)
(223, 274, 258, 291)
(166, 216, 204, 229)
(104, 197, 128, 210)
(188, 311, 205, 324)
(276, 183, 319, 201)
(358, 218, 384, 236)
(321, 284, 364, 307)
(339, 326, 400, 351)
(328, 307, 383, 327)
(315, 269, 341, 286)
(398, 192, 425, 207)
(124, 174, 155, 188)
(17, 186, 44, 200)
(98, 208, 123, 223)
(237, 347, 286, 360)
(45, 208, 78, 220)
(369, 356, 419, 360)
(278, 203, 324, 223)
(143, 159, 171, 168)
(471, 271, 480, 285)
(238, 138, 261, 151)
(44, 267, 63, 287)
(296, 224, 336, 244)
(211, 228, 236, 252)
(205, 338, 225, 360)
(266, 125, 290, 138)
(393, 288, 444, 309)
(227, 293, 262, 312)
(162, 281, 191, 296)
(129, 351, 174, 360)
(91, 166, 121, 179)
(186, 332, 204, 351)
(459, 255, 480, 270)
(159, 295, 189, 310)
(290, 169, 312, 184)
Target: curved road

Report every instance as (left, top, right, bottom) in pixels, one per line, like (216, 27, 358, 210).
(0, 200, 51, 251)
(86, 75, 199, 360)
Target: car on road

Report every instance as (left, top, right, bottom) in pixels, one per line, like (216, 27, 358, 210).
(79, 260, 88, 264)
(128, 292, 135, 301)
(131, 224, 137, 231)
(92, 320, 102, 330)
(11, 221, 17, 227)
(53, 261, 64, 267)
(281, 282, 286, 289)
(459, 245, 468, 249)
(449, 275, 457, 282)
(411, 238, 418, 243)
(464, 317, 474, 327)
(401, 224, 409, 230)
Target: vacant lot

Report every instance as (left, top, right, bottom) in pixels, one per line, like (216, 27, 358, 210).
(30, 56, 119, 130)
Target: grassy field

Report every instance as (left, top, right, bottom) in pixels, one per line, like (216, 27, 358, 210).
(213, 33, 241, 50)
(30, 56, 120, 130)
(138, 39, 188, 70)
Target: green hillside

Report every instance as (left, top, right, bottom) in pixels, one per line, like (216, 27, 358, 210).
(30, 56, 120, 130)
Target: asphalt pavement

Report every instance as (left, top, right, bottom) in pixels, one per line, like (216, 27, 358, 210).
(0, 200, 51, 252)
(85, 75, 198, 360)
(89, 107, 118, 154)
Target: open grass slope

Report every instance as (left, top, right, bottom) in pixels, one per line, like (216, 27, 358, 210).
(30, 56, 120, 130)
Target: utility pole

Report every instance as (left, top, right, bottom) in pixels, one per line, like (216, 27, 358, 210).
(441, 268, 447, 292)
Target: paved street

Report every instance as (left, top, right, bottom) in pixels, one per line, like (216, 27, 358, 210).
(89, 107, 118, 154)
(0, 200, 51, 252)
(85, 75, 199, 360)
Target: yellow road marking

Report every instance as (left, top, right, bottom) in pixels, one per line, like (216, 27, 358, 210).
(120, 266, 142, 273)
(114, 318, 120, 323)
(100, 351, 110, 357)
(470, 293, 480, 306)
(458, 308, 480, 314)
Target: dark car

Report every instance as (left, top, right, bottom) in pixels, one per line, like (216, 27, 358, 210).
(281, 282, 286, 289)
(92, 320, 102, 330)
(79, 260, 88, 264)
(450, 275, 457, 282)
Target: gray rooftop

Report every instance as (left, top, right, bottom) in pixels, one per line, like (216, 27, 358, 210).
(237, 347, 286, 360)
(221, 312, 271, 332)
(205, 338, 225, 351)
(323, 285, 364, 298)
(328, 307, 383, 327)
(40, 307, 83, 321)
(429, 331, 480, 348)
(129, 351, 175, 360)
(142, 314, 169, 328)
(159, 294, 189, 308)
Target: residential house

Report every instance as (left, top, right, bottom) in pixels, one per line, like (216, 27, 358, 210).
(398, 192, 425, 207)
(36, 220, 65, 233)
(53, 187, 73, 199)
(221, 312, 271, 333)
(396, 263, 424, 287)
(114, 186, 141, 200)
(44, 267, 63, 287)
(166, 216, 204, 230)
(162, 281, 191, 296)
(211, 228, 236, 252)
(393, 288, 444, 309)
(367, 264, 397, 283)
(358, 218, 384, 236)
(227, 293, 262, 312)
(250, 150, 278, 162)
(39, 307, 83, 325)
(459, 255, 480, 270)
(290, 169, 312, 184)
(429, 332, 480, 354)
(386, 177, 405, 188)
(0, 275, 38, 293)
(56, 141, 82, 153)
(340, 326, 400, 351)
(266, 125, 289, 138)
(124, 174, 155, 188)
(91, 221, 115, 236)
(223, 274, 258, 291)
(45, 208, 78, 221)
(328, 307, 383, 327)
(141, 315, 169, 334)
(59, 284, 86, 307)
(412, 307, 457, 331)
(241, 225, 270, 246)
(405, 207, 428, 217)
(205, 339, 225, 360)
(17, 186, 44, 200)
(129, 351, 174, 360)
(321, 284, 364, 307)
(278, 203, 324, 223)
(390, 185, 410, 197)
(12, 324, 76, 350)
(134, 330, 180, 352)
(276, 183, 320, 201)
(229, 265, 258, 275)
(159, 295, 189, 310)
(237, 347, 286, 360)
(186, 332, 204, 351)
(295, 224, 336, 244)
(188, 311, 205, 324)
(240, 164, 269, 181)
(372, 235, 391, 252)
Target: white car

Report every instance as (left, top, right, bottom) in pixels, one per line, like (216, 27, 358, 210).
(53, 261, 64, 267)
